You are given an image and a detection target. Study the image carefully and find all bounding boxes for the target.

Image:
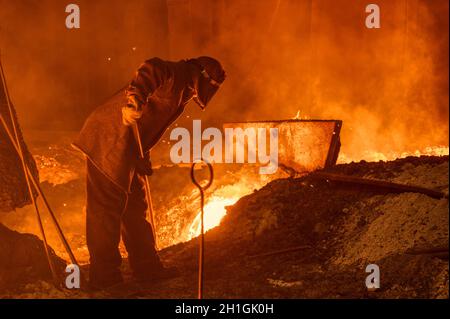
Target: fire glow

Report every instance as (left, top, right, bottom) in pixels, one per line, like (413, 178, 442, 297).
(183, 173, 273, 243)
(338, 146, 450, 163)
(187, 196, 240, 240)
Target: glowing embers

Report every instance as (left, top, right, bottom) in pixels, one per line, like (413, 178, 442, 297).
(338, 146, 450, 163)
(187, 196, 239, 240)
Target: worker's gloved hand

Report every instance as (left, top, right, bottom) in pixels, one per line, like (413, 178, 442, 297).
(135, 153, 153, 176)
(122, 105, 143, 126)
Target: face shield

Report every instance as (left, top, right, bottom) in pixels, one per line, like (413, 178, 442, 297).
(188, 57, 225, 110)
(193, 71, 221, 110)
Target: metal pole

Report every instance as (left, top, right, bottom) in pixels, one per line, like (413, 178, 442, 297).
(131, 123, 158, 250)
(0, 56, 78, 267)
(0, 114, 78, 266)
(0, 59, 59, 285)
(190, 160, 213, 299)
(0, 119, 59, 284)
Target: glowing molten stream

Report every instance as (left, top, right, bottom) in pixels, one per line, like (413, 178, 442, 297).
(188, 196, 239, 239)
(338, 146, 449, 163)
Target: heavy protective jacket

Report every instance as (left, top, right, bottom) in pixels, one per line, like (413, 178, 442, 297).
(73, 58, 194, 193)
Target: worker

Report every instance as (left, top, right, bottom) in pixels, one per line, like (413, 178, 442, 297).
(73, 57, 226, 290)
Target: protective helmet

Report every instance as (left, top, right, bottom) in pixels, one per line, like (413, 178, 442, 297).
(188, 56, 226, 109)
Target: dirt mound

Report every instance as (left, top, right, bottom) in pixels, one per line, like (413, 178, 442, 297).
(159, 156, 448, 298)
(1, 155, 448, 298)
(0, 223, 66, 291)
(332, 192, 448, 266)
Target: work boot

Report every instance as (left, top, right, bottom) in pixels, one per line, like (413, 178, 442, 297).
(99, 281, 143, 298)
(88, 269, 124, 292)
(135, 266, 179, 287)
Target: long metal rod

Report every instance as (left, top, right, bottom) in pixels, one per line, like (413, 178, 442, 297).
(198, 188, 205, 299)
(190, 160, 213, 300)
(311, 171, 447, 199)
(0, 58, 77, 265)
(31, 171, 79, 265)
(0, 114, 78, 266)
(248, 245, 312, 259)
(0, 59, 59, 283)
(131, 123, 158, 250)
(0, 57, 77, 265)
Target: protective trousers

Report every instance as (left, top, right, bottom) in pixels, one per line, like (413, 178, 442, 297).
(86, 159, 161, 287)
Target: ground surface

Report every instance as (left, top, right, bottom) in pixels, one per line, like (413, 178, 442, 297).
(1, 147, 448, 298)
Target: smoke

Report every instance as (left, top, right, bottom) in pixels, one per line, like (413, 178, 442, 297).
(0, 0, 448, 159)
(0, 0, 169, 129)
(169, 0, 449, 160)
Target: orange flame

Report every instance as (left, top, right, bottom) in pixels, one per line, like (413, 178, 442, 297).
(187, 196, 240, 240)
